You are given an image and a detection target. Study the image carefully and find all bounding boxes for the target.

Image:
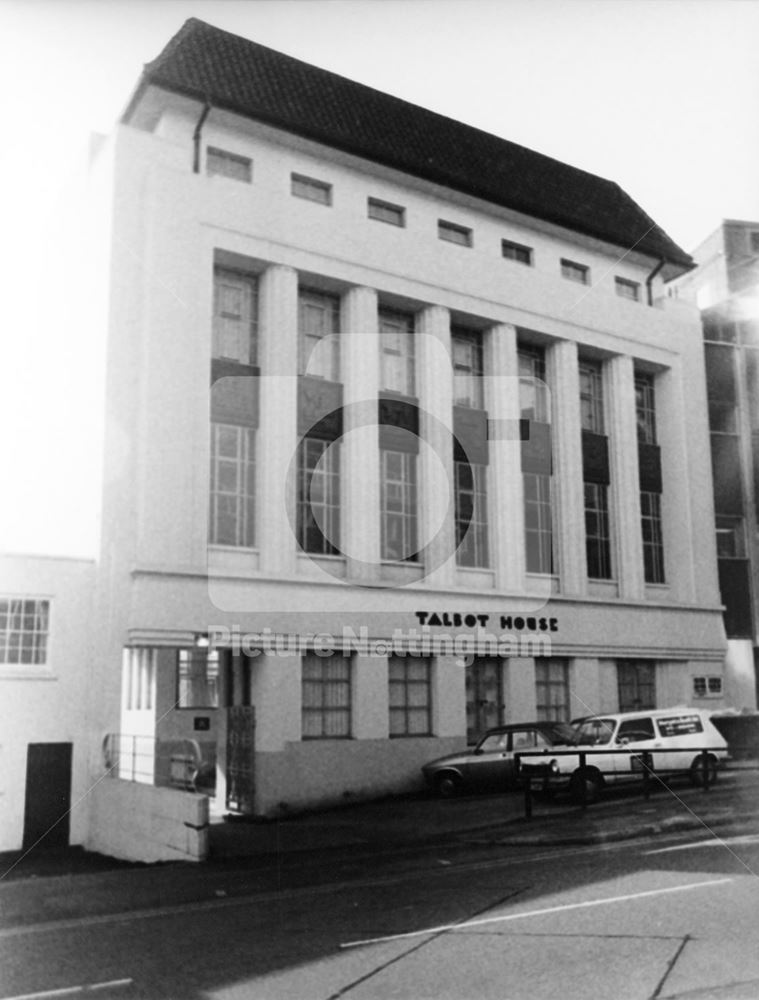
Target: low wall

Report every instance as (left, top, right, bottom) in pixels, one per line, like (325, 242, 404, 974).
(86, 778, 209, 863)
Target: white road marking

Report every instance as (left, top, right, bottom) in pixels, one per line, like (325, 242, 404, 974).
(340, 877, 733, 949)
(645, 834, 759, 854)
(1, 979, 132, 1000)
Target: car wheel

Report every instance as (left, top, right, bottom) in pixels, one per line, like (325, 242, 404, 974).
(569, 768, 603, 803)
(690, 754, 719, 786)
(434, 772, 463, 798)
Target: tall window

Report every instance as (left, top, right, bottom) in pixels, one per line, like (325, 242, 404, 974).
(302, 653, 351, 738)
(641, 491, 665, 584)
(716, 516, 746, 558)
(617, 661, 656, 712)
(381, 450, 418, 561)
(535, 659, 570, 722)
(388, 656, 432, 736)
(213, 269, 258, 365)
(209, 423, 256, 547)
(524, 472, 553, 574)
(634, 373, 656, 444)
(520, 345, 553, 573)
(297, 438, 340, 555)
(585, 482, 612, 579)
(177, 649, 219, 709)
(451, 327, 484, 408)
(123, 647, 156, 711)
(579, 361, 604, 433)
(455, 461, 489, 567)
(379, 309, 415, 395)
(0, 598, 49, 665)
(298, 289, 340, 381)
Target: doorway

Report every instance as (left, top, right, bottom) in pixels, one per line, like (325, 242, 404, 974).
(23, 743, 72, 850)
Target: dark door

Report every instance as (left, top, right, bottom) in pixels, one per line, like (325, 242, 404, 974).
(465, 658, 503, 744)
(23, 743, 72, 849)
(226, 706, 255, 814)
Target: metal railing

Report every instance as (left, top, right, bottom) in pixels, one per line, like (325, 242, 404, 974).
(515, 746, 723, 819)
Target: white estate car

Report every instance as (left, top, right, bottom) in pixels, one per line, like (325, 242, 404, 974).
(518, 708, 729, 801)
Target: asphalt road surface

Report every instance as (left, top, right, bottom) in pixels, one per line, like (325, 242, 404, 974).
(2, 824, 759, 1000)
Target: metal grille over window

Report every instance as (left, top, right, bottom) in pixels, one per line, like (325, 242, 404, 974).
(209, 423, 256, 547)
(177, 649, 219, 708)
(298, 438, 340, 555)
(213, 269, 258, 365)
(0, 598, 49, 664)
(381, 449, 418, 562)
(455, 461, 489, 567)
(389, 656, 432, 736)
(302, 653, 351, 738)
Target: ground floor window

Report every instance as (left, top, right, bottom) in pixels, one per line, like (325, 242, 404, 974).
(177, 649, 219, 708)
(535, 659, 570, 721)
(617, 660, 656, 712)
(466, 658, 504, 744)
(389, 655, 432, 736)
(209, 422, 256, 547)
(302, 653, 352, 738)
(123, 647, 157, 711)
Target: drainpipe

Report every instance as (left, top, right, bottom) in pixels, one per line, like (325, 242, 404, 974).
(192, 101, 212, 174)
(645, 258, 665, 306)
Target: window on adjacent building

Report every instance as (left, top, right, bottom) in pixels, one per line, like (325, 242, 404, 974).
(615, 276, 641, 302)
(388, 656, 432, 736)
(379, 309, 415, 396)
(123, 647, 156, 711)
(693, 675, 723, 698)
(617, 660, 656, 712)
(297, 438, 340, 555)
(518, 344, 549, 422)
(634, 372, 657, 443)
(585, 482, 612, 579)
(438, 220, 473, 247)
(579, 360, 604, 433)
(368, 197, 405, 227)
(524, 472, 553, 574)
(213, 268, 258, 365)
(209, 423, 256, 547)
(708, 399, 738, 434)
(535, 659, 570, 722)
(455, 461, 489, 568)
(206, 147, 252, 183)
(451, 327, 484, 408)
(641, 491, 665, 584)
(177, 649, 219, 709)
(291, 172, 332, 205)
(298, 289, 340, 381)
(502, 239, 533, 265)
(381, 449, 418, 562)
(561, 258, 590, 285)
(750, 231, 759, 254)
(302, 653, 351, 738)
(715, 516, 746, 558)
(0, 598, 49, 665)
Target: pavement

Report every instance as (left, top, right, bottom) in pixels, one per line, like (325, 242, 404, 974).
(0, 764, 757, 934)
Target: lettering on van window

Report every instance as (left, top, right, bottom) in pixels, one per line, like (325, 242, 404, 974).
(657, 715, 703, 738)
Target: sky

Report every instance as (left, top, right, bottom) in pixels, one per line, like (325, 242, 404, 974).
(1, 0, 758, 559)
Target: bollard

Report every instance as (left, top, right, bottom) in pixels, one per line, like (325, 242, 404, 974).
(642, 752, 652, 800)
(579, 751, 587, 810)
(524, 772, 532, 820)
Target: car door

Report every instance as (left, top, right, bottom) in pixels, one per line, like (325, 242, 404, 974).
(611, 716, 657, 782)
(468, 731, 511, 789)
(510, 728, 553, 784)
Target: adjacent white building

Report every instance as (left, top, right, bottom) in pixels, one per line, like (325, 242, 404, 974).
(2, 18, 729, 848)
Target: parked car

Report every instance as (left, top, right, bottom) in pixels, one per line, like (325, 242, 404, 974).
(422, 721, 578, 797)
(518, 707, 729, 802)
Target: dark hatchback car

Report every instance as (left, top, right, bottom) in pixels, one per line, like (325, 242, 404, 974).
(422, 721, 577, 797)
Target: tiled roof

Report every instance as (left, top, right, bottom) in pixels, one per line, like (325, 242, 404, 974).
(124, 18, 692, 273)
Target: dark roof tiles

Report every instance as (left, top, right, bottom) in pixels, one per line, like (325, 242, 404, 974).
(125, 18, 691, 272)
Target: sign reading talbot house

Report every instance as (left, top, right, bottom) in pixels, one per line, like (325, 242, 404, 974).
(414, 612, 558, 631)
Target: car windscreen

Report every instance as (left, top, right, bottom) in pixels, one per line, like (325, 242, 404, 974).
(550, 723, 579, 744)
(575, 718, 616, 745)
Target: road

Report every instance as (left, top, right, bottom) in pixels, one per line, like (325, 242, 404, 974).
(2, 824, 759, 1000)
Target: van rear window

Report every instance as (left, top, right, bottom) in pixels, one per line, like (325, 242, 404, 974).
(657, 715, 703, 737)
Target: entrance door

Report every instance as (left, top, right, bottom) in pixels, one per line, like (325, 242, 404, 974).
(466, 658, 504, 744)
(226, 706, 255, 813)
(23, 743, 72, 849)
